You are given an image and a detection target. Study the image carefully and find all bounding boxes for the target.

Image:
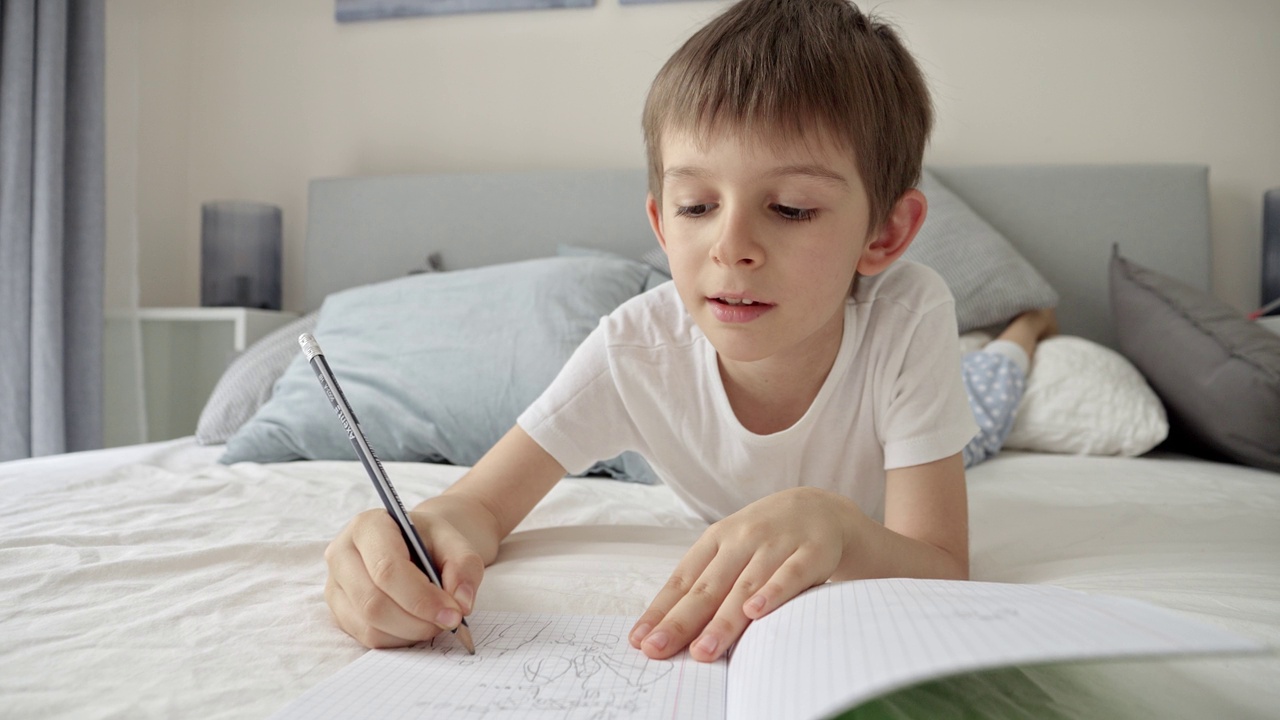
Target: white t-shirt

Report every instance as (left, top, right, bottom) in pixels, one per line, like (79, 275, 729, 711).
(517, 260, 978, 523)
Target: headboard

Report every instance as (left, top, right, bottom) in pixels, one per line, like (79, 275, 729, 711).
(305, 164, 1210, 349)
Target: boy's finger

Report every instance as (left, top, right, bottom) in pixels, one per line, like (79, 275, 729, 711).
(328, 543, 449, 642)
(741, 547, 825, 620)
(430, 525, 486, 615)
(686, 552, 785, 662)
(638, 551, 751, 660)
(629, 541, 718, 649)
(351, 512, 465, 628)
(327, 575, 429, 649)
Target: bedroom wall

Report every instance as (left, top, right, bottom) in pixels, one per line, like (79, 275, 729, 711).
(105, 0, 1280, 315)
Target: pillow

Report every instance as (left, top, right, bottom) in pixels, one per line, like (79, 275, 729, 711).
(220, 256, 652, 473)
(197, 256, 448, 444)
(1110, 250, 1280, 472)
(195, 312, 318, 445)
(640, 246, 671, 278)
(556, 244, 671, 293)
(909, 171, 1060, 333)
(999, 336, 1169, 456)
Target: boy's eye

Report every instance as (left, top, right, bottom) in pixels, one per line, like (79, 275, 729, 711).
(773, 204, 817, 222)
(674, 203, 714, 218)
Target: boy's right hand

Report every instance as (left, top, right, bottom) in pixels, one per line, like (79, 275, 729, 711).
(323, 507, 485, 648)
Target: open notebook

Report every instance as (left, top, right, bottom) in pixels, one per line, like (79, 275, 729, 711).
(272, 579, 1264, 720)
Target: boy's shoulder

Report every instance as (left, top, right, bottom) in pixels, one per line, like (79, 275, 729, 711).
(852, 260, 955, 316)
(600, 281, 701, 350)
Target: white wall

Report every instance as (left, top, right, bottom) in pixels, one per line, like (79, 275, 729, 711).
(106, 0, 1280, 314)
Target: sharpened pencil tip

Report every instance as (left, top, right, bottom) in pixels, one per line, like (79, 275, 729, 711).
(456, 624, 476, 655)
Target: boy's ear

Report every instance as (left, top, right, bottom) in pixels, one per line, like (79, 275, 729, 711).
(855, 188, 927, 277)
(646, 194, 667, 251)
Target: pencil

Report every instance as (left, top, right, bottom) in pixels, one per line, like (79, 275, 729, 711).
(299, 333, 475, 654)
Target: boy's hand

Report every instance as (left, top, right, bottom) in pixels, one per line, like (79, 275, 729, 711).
(628, 487, 862, 662)
(324, 507, 485, 649)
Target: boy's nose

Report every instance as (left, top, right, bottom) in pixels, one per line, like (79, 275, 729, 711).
(710, 209, 762, 267)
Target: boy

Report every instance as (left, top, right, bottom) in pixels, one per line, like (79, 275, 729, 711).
(323, 0, 977, 664)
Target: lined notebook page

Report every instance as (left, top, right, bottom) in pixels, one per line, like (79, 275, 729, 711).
(272, 611, 725, 719)
(725, 578, 1265, 720)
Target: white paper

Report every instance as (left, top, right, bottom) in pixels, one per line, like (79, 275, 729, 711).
(274, 580, 1263, 720)
(272, 612, 725, 719)
(726, 579, 1266, 720)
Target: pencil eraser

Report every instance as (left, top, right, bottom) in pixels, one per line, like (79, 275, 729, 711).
(298, 333, 322, 360)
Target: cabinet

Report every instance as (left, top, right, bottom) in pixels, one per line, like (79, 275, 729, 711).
(104, 307, 298, 446)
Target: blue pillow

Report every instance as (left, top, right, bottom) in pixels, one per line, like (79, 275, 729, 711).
(220, 256, 651, 474)
(556, 243, 671, 293)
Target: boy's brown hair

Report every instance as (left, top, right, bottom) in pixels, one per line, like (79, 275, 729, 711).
(642, 0, 933, 233)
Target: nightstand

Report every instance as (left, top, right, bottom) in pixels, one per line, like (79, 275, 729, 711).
(104, 307, 298, 446)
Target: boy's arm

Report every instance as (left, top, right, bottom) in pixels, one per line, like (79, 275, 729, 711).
(845, 451, 969, 581)
(324, 425, 566, 648)
(629, 452, 967, 663)
(437, 424, 576, 547)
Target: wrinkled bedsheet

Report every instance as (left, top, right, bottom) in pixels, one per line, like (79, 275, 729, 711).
(1, 440, 1276, 719)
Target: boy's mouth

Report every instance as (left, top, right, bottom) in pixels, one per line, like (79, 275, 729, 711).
(709, 294, 772, 307)
(708, 294, 775, 323)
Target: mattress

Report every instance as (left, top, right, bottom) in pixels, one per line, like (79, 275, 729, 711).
(1, 440, 1276, 719)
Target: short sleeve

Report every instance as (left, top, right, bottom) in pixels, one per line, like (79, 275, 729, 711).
(516, 323, 638, 475)
(880, 301, 980, 469)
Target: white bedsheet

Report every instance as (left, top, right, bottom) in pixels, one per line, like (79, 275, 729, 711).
(1, 440, 1277, 719)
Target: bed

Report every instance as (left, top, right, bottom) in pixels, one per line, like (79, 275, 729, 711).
(3, 165, 1278, 719)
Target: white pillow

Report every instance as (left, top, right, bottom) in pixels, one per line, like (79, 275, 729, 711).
(1001, 336, 1169, 456)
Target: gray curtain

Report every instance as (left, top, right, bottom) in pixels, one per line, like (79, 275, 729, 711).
(0, 0, 106, 461)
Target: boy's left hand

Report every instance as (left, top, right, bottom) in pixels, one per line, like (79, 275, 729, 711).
(628, 486, 863, 662)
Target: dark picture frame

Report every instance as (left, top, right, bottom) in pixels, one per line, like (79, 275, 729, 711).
(336, 0, 595, 22)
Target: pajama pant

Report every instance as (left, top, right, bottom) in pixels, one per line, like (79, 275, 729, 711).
(961, 340, 1029, 469)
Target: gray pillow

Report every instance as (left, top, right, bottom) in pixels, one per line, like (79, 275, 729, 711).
(221, 256, 651, 471)
(195, 312, 318, 445)
(1110, 250, 1280, 472)
(908, 171, 1059, 332)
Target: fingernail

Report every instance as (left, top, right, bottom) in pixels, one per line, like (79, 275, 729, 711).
(455, 585, 474, 614)
(694, 634, 718, 656)
(746, 594, 766, 614)
(630, 623, 651, 644)
(436, 609, 461, 629)
(644, 631, 669, 652)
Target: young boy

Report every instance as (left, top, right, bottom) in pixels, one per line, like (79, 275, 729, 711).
(323, 0, 978, 664)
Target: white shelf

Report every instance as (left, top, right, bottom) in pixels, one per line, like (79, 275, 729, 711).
(111, 307, 297, 353)
(104, 307, 299, 446)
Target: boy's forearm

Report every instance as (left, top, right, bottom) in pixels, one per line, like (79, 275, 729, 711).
(412, 425, 569, 566)
(844, 513, 969, 581)
(830, 493, 969, 582)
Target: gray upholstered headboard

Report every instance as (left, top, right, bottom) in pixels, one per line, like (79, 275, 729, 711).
(305, 164, 1210, 349)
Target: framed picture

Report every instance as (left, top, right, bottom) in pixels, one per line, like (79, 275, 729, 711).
(336, 0, 595, 23)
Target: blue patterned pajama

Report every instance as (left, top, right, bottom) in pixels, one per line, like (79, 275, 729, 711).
(961, 342, 1028, 469)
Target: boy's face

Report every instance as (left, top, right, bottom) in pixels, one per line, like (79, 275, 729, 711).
(647, 127, 878, 367)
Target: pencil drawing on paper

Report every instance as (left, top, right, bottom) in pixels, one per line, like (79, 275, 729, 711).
(425, 618, 679, 718)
